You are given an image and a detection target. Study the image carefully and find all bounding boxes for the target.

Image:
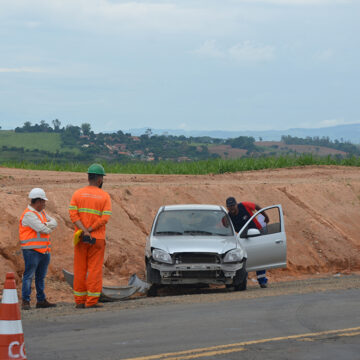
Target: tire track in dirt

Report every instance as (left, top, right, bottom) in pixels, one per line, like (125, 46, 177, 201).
(278, 187, 358, 249)
(116, 199, 148, 236)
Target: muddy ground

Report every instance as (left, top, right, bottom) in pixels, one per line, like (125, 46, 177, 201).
(0, 165, 359, 303)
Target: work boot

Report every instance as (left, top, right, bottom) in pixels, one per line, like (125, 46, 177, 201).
(75, 303, 85, 309)
(260, 283, 268, 288)
(85, 303, 103, 309)
(22, 300, 31, 311)
(36, 299, 57, 308)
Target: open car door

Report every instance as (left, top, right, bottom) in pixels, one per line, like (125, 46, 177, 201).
(237, 204, 286, 272)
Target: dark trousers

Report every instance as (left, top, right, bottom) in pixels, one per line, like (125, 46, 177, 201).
(22, 249, 50, 302)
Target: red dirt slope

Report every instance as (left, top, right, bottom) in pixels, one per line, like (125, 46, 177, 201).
(0, 165, 359, 301)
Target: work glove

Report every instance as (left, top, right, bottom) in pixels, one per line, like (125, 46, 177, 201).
(73, 229, 83, 246)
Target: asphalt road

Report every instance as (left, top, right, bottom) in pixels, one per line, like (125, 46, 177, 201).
(22, 285, 360, 360)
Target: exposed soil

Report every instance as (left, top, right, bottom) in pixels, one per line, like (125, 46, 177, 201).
(208, 142, 347, 159)
(0, 165, 359, 304)
(255, 141, 347, 156)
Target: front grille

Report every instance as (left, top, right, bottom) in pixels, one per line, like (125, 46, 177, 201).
(174, 253, 220, 264)
(178, 271, 219, 279)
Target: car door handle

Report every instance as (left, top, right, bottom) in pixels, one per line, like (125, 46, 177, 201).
(275, 240, 284, 244)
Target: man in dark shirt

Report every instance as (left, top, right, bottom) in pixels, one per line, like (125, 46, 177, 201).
(226, 196, 269, 288)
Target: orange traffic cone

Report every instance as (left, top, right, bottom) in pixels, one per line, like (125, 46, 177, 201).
(0, 273, 27, 359)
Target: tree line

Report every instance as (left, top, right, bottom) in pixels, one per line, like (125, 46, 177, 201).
(281, 135, 360, 156)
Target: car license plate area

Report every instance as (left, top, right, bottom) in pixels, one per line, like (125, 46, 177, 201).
(174, 270, 220, 279)
(174, 264, 222, 271)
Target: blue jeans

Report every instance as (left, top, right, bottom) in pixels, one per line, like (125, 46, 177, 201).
(22, 249, 50, 302)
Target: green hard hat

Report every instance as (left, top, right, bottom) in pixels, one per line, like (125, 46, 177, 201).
(87, 163, 106, 176)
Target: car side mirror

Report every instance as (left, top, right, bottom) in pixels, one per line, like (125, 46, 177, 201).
(246, 228, 261, 238)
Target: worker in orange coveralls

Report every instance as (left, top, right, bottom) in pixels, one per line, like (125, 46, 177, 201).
(69, 164, 112, 309)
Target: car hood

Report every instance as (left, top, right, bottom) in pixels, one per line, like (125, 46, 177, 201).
(150, 235, 239, 255)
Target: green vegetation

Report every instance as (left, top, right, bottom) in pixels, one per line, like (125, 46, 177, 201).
(0, 131, 62, 152)
(2, 154, 359, 175)
(1, 121, 360, 168)
(281, 135, 360, 155)
(225, 136, 256, 152)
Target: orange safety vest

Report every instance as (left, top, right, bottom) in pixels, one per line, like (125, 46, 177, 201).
(19, 208, 51, 254)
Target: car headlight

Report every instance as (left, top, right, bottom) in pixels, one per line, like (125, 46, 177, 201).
(223, 248, 244, 263)
(152, 249, 173, 264)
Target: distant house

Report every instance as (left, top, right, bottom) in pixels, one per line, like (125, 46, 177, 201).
(114, 143, 127, 151)
(177, 156, 191, 162)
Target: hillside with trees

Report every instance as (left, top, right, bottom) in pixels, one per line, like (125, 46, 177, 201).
(0, 120, 359, 164)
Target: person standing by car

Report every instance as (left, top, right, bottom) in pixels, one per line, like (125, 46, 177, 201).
(69, 164, 112, 309)
(225, 196, 269, 288)
(19, 188, 58, 310)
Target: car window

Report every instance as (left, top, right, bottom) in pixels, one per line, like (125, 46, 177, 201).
(154, 210, 234, 236)
(240, 207, 282, 238)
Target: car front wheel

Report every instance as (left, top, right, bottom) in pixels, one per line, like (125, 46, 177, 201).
(146, 261, 161, 297)
(233, 265, 247, 291)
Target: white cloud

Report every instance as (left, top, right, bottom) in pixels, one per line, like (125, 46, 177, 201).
(319, 118, 347, 127)
(194, 40, 275, 62)
(228, 41, 275, 62)
(194, 40, 224, 58)
(0, 0, 353, 37)
(25, 21, 41, 29)
(245, 0, 351, 4)
(314, 49, 334, 61)
(0, 1, 236, 35)
(178, 123, 188, 130)
(0, 67, 46, 73)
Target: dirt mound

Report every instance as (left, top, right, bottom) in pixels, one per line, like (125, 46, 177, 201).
(1, 165, 359, 301)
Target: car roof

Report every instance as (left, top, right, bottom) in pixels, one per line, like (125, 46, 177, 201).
(162, 204, 224, 211)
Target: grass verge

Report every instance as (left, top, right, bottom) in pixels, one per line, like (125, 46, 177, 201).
(1, 154, 360, 175)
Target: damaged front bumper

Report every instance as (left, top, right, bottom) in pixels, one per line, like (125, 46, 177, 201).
(150, 261, 244, 285)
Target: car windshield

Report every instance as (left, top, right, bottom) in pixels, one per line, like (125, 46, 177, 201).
(154, 209, 234, 236)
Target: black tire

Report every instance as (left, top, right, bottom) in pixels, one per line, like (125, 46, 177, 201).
(233, 265, 247, 292)
(147, 284, 158, 297)
(146, 261, 161, 284)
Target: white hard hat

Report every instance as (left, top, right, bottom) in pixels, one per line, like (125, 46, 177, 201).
(28, 188, 48, 201)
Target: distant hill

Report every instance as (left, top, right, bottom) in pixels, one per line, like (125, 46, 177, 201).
(127, 123, 360, 143)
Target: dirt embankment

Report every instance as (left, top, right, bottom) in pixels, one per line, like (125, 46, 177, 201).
(0, 165, 360, 301)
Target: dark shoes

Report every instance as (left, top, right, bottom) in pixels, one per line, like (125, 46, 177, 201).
(36, 299, 57, 308)
(22, 300, 31, 311)
(85, 303, 103, 309)
(260, 283, 268, 288)
(76, 303, 102, 309)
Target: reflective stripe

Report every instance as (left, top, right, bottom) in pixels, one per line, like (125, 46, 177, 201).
(74, 291, 87, 296)
(22, 245, 48, 250)
(21, 238, 49, 244)
(69, 205, 78, 210)
(78, 208, 102, 216)
(102, 211, 112, 215)
(0, 320, 23, 335)
(1, 289, 18, 304)
(257, 274, 266, 279)
(87, 291, 101, 297)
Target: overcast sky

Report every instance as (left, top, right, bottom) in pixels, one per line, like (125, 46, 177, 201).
(0, 0, 359, 133)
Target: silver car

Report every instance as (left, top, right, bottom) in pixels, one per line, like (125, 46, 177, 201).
(145, 204, 286, 296)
